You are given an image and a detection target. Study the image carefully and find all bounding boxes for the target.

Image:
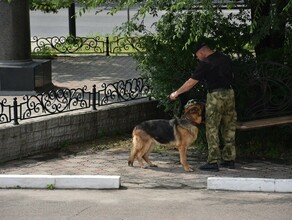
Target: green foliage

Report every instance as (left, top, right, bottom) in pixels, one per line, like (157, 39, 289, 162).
(246, 0, 292, 63)
(47, 184, 55, 190)
(114, 1, 252, 114)
(132, 30, 199, 113)
(106, 0, 291, 114)
(30, 0, 72, 13)
(29, 0, 117, 13)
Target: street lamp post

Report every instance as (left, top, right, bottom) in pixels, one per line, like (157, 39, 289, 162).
(69, 3, 76, 37)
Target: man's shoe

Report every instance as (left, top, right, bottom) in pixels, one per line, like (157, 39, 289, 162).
(199, 163, 219, 172)
(220, 160, 235, 169)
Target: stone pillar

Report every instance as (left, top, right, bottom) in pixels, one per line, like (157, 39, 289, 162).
(0, 0, 52, 92)
(0, 0, 31, 61)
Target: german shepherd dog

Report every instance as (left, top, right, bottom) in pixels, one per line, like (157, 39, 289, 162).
(128, 100, 203, 172)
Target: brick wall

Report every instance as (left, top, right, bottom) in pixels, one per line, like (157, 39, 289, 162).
(0, 100, 167, 163)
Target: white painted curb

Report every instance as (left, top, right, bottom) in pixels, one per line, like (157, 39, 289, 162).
(0, 175, 121, 189)
(208, 177, 292, 192)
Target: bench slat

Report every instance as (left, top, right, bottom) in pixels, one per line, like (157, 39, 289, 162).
(237, 115, 292, 130)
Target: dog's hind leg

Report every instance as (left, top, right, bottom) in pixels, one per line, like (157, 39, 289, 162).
(143, 143, 157, 167)
(128, 147, 146, 169)
(128, 130, 143, 167)
(137, 141, 155, 169)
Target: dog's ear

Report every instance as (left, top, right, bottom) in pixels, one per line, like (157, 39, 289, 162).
(184, 105, 193, 114)
(184, 104, 201, 114)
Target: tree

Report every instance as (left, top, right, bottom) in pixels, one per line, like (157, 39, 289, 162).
(11, 0, 291, 63)
(108, 0, 291, 61)
(29, 0, 118, 13)
(247, 0, 292, 62)
(85, 0, 289, 115)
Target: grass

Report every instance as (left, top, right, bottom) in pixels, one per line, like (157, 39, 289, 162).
(31, 46, 57, 59)
(47, 184, 55, 190)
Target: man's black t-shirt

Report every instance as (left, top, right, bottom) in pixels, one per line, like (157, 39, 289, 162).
(191, 51, 234, 90)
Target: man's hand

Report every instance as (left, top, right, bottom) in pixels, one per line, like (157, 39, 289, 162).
(170, 91, 178, 100)
(169, 78, 198, 101)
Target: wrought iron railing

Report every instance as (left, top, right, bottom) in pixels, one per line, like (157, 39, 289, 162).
(1, 62, 291, 125)
(31, 35, 143, 56)
(0, 77, 151, 125)
(234, 61, 292, 121)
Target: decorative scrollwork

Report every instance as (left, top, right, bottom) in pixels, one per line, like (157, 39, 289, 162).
(0, 78, 153, 125)
(32, 36, 105, 54)
(237, 61, 292, 120)
(97, 77, 151, 106)
(110, 36, 143, 54)
(0, 98, 12, 124)
(20, 87, 90, 120)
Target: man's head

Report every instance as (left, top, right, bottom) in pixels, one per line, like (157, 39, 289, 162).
(193, 40, 213, 61)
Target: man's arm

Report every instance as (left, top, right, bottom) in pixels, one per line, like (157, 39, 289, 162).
(169, 78, 198, 100)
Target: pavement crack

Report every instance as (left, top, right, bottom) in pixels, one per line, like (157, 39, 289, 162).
(67, 206, 92, 219)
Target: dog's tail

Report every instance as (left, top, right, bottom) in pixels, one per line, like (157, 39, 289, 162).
(128, 143, 138, 167)
(128, 148, 136, 166)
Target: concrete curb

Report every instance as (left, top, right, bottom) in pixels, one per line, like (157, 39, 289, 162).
(0, 175, 121, 189)
(207, 177, 292, 192)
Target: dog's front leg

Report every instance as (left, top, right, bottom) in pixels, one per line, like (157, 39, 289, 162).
(137, 153, 146, 169)
(178, 146, 193, 172)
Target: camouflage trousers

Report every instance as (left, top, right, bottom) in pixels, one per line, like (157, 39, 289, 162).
(205, 89, 237, 164)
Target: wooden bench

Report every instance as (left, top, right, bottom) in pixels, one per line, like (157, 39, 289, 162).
(237, 115, 292, 130)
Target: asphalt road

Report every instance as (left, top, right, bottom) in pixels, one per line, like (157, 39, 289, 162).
(0, 188, 292, 220)
(29, 7, 240, 37)
(29, 7, 162, 37)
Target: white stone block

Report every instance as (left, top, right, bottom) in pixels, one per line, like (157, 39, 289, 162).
(0, 175, 121, 189)
(207, 177, 275, 192)
(54, 175, 121, 189)
(0, 175, 55, 188)
(275, 179, 292, 193)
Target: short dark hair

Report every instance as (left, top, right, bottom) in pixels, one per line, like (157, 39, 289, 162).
(193, 42, 207, 53)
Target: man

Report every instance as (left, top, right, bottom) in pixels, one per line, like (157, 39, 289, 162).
(169, 41, 237, 172)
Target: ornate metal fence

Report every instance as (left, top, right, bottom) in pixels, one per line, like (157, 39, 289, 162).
(31, 35, 142, 56)
(234, 61, 292, 121)
(0, 77, 151, 125)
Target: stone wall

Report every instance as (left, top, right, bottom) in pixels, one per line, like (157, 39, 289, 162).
(0, 100, 167, 163)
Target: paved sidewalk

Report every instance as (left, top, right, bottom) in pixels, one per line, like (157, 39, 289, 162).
(1, 56, 292, 190)
(52, 56, 140, 90)
(1, 139, 292, 189)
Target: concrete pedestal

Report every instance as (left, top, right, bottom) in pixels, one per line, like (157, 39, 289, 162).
(0, 60, 52, 91)
(0, 0, 52, 92)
